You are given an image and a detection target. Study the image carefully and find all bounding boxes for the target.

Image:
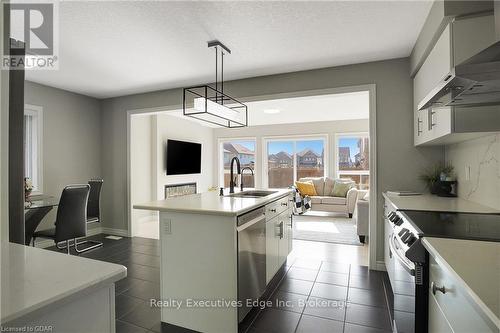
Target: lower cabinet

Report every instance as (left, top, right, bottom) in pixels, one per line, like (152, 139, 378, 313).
(266, 205, 292, 284)
(428, 255, 497, 333)
(265, 218, 279, 284)
(428, 293, 454, 333)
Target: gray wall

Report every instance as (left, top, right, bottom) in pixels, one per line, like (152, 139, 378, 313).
(100, 57, 444, 262)
(24, 81, 102, 230)
(0, 3, 8, 241)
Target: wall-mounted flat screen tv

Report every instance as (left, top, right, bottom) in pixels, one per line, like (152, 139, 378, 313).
(166, 139, 202, 175)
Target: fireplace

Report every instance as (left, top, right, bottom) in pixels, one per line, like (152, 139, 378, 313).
(164, 182, 197, 199)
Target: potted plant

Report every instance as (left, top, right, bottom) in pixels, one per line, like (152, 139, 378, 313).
(419, 163, 454, 194)
(24, 177, 33, 202)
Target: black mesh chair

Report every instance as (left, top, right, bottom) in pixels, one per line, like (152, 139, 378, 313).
(33, 184, 90, 254)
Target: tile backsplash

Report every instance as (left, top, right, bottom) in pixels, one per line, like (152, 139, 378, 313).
(445, 134, 500, 210)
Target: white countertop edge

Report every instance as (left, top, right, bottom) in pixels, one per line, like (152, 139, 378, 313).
(2, 255, 126, 324)
(422, 238, 500, 330)
(134, 190, 293, 216)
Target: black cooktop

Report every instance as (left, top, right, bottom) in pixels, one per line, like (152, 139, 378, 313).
(400, 210, 500, 242)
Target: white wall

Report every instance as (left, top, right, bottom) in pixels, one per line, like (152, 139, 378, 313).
(24, 81, 102, 230)
(130, 114, 156, 235)
(214, 119, 369, 188)
(445, 134, 500, 210)
(154, 113, 215, 198)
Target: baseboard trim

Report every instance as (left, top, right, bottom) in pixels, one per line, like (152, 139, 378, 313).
(101, 227, 129, 237)
(375, 260, 387, 271)
(34, 227, 104, 249)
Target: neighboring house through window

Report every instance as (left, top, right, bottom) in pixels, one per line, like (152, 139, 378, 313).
(219, 139, 256, 188)
(336, 133, 369, 190)
(265, 137, 326, 189)
(24, 104, 43, 194)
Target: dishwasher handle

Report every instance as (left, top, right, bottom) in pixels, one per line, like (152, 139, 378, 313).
(237, 213, 265, 232)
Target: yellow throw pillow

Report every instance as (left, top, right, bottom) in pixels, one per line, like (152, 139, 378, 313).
(295, 180, 317, 196)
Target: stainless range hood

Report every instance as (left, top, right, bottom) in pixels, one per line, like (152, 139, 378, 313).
(418, 7, 500, 110)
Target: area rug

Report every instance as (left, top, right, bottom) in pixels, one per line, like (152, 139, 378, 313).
(292, 212, 362, 246)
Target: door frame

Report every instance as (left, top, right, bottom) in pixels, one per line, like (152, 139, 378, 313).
(126, 84, 378, 270)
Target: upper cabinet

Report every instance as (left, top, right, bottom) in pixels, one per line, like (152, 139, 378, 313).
(414, 13, 500, 146)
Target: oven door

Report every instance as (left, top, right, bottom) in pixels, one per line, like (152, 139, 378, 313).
(388, 234, 417, 333)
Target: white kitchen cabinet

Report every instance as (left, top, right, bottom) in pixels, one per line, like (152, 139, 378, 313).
(265, 217, 279, 284)
(414, 24, 452, 106)
(428, 255, 497, 333)
(413, 13, 498, 146)
(428, 293, 454, 333)
(265, 198, 293, 284)
(414, 108, 430, 145)
(277, 209, 291, 267)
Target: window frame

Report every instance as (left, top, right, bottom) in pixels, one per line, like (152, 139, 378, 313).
(263, 134, 328, 189)
(335, 132, 369, 189)
(217, 137, 257, 188)
(24, 104, 44, 195)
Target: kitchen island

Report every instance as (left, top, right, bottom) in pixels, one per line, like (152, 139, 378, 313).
(134, 189, 294, 333)
(1, 242, 126, 332)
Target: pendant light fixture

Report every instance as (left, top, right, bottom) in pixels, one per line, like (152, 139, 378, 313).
(183, 41, 248, 128)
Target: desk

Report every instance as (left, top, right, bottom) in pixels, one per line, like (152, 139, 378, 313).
(24, 197, 58, 246)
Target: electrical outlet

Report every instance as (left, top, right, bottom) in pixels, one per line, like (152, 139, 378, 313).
(161, 216, 172, 234)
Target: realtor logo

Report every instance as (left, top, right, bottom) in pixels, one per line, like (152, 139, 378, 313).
(3, 1, 59, 70)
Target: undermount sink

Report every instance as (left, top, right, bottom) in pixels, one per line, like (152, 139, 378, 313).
(228, 190, 278, 198)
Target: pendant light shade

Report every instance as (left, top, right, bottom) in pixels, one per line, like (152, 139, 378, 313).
(182, 41, 248, 128)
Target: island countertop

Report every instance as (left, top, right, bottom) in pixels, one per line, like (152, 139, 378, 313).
(422, 237, 500, 330)
(134, 189, 293, 216)
(1, 242, 127, 324)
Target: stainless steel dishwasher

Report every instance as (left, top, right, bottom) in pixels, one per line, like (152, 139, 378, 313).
(237, 206, 266, 322)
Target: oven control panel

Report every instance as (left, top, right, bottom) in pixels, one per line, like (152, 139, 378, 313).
(387, 211, 418, 247)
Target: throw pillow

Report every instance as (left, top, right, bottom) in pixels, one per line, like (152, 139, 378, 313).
(295, 181, 317, 196)
(332, 181, 354, 197)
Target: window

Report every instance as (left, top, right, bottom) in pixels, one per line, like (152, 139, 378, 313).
(24, 105, 43, 193)
(219, 139, 256, 188)
(266, 137, 326, 189)
(336, 134, 369, 189)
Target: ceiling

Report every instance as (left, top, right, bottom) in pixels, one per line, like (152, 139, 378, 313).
(25, 1, 432, 99)
(165, 90, 369, 127)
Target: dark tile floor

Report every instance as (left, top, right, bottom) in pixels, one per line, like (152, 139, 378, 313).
(46, 234, 392, 333)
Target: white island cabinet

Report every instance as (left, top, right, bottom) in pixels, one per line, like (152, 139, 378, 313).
(1, 242, 126, 333)
(134, 189, 293, 333)
(423, 238, 499, 333)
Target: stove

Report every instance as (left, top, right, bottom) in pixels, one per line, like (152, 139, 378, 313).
(399, 210, 500, 242)
(384, 209, 500, 333)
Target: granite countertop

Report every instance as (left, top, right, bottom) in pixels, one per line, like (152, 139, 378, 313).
(383, 192, 500, 213)
(422, 237, 500, 329)
(1, 242, 127, 324)
(134, 189, 293, 216)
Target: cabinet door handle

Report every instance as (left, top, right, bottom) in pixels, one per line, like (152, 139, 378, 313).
(417, 118, 422, 135)
(431, 282, 446, 295)
(281, 202, 288, 206)
(429, 110, 436, 130)
(269, 208, 277, 213)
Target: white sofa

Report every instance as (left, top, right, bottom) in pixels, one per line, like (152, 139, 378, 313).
(298, 177, 358, 218)
(353, 190, 369, 243)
